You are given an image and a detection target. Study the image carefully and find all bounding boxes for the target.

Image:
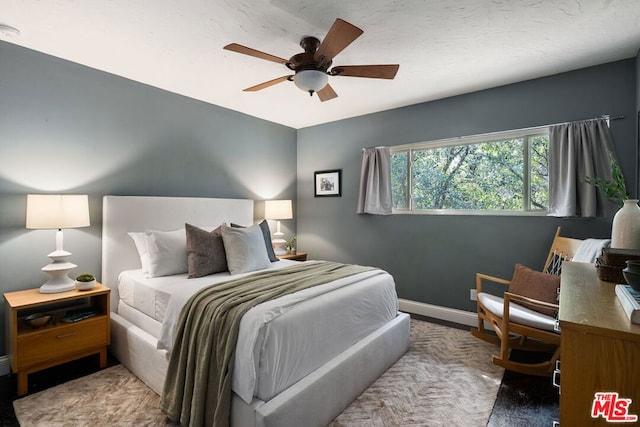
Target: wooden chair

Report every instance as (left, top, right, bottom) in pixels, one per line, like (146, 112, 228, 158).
(471, 227, 583, 376)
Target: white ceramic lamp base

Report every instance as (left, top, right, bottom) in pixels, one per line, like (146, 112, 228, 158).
(272, 231, 287, 256)
(39, 249, 77, 293)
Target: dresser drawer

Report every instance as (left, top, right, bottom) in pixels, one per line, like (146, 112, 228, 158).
(16, 316, 108, 368)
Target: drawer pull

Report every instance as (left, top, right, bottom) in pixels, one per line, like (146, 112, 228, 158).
(552, 368, 561, 394)
(56, 332, 78, 339)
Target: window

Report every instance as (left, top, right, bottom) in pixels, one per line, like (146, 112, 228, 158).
(391, 129, 549, 214)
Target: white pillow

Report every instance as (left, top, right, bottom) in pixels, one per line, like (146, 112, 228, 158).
(221, 223, 271, 275)
(128, 232, 150, 274)
(145, 228, 188, 278)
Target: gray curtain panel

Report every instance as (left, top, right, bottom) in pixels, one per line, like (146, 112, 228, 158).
(548, 118, 618, 217)
(357, 147, 392, 215)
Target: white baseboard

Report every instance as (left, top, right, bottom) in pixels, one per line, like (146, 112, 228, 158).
(399, 299, 477, 328)
(0, 355, 9, 376)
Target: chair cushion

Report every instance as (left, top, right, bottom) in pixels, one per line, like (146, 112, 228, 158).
(478, 292, 558, 333)
(508, 264, 560, 317)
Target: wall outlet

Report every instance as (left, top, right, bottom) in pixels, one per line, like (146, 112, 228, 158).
(470, 289, 477, 301)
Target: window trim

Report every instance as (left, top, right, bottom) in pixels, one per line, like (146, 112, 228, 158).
(390, 126, 550, 215)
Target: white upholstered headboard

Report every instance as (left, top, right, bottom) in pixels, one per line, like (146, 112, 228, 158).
(101, 195, 254, 310)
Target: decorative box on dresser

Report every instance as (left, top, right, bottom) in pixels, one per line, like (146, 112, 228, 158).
(558, 262, 640, 425)
(4, 284, 110, 396)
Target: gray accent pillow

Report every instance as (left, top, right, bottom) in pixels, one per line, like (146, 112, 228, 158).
(221, 223, 272, 275)
(185, 223, 227, 278)
(231, 220, 279, 262)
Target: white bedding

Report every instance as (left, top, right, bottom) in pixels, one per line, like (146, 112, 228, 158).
(117, 260, 301, 327)
(117, 260, 399, 404)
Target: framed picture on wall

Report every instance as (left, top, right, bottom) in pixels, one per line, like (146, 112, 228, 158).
(314, 169, 342, 197)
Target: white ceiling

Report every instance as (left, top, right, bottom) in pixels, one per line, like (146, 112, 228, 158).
(2, 0, 640, 129)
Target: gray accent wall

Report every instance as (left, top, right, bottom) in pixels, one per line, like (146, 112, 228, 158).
(297, 59, 637, 314)
(0, 41, 297, 354)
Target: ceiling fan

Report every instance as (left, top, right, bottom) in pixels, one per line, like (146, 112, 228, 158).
(223, 18, 399, 102)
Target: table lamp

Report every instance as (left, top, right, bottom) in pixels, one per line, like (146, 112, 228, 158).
(264, 200, 293, 255)
(26, 194, 90, 293)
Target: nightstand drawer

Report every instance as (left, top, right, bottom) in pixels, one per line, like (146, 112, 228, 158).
(17, 316, 108, 368)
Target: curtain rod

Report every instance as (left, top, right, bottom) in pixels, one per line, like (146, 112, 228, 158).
(476, 114, 625, 140)
(368, 114, 624, 152)
(546, 114, 623, 128)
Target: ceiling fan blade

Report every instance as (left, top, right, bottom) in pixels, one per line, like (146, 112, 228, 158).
(316, 84, 338, 102)
(331, 64, 399, 79)
(224, 43, 289, 65)
(314, 18, 363, 64)
(243, 75, 292, 92)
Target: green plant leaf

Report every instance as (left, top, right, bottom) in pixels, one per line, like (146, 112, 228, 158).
(583, 154, 628, 208)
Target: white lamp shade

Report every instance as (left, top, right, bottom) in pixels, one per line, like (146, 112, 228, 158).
(264, 200, 293, 220)
(26, 194, 90, 229)
(294, 70, 328, 93)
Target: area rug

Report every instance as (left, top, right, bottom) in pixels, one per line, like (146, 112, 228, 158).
(329, 319, 504, 426)
(14, 319, 503, 427)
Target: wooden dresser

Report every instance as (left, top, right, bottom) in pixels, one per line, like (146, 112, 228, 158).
(558, 262, 640, 425)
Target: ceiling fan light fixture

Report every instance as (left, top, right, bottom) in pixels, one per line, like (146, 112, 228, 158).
(225, 18, 398, 102)
(294, 69, 328, 95)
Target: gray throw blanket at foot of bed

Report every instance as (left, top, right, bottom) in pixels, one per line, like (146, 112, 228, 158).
(161, 261, 377, 427)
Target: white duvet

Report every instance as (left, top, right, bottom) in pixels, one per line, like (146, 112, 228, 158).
(120, 260, 398, 404)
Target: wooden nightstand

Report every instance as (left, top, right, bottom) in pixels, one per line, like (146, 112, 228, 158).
(278, 252, 308, 261)
(4, 284, 110, 395)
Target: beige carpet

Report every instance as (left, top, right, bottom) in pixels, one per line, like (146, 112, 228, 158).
(14, 319, 503, 426)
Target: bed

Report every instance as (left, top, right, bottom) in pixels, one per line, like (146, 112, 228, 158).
(101, 195, 410, 427)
